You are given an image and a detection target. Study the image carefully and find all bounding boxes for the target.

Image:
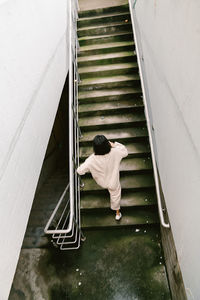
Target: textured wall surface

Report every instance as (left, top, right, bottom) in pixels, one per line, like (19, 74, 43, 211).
(133, 1, 200, 299)
(0, 1, 69, 299)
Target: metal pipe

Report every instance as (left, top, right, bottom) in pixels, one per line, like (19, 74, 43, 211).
(128, 0, 170, 228)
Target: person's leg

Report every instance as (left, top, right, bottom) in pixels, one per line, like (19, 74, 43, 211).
(108, 184, 122, 220)
(116, 209, 120, 216)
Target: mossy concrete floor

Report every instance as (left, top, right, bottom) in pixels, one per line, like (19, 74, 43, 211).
(10, 227, 171, 300)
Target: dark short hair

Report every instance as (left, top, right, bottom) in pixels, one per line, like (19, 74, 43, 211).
(93, 135, 111, 155)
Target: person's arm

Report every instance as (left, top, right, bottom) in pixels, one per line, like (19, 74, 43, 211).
(77, 158, 90, 175)
(110, 141, 128, 158)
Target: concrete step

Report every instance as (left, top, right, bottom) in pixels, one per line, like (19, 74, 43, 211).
(78, 4, 129, 19)
(79, 74, 140, 91)
(79, 62, 138, 79)
(81, 207, 159, 229)
(78, 12, 130, 28)
(81, 190, 157, 210)
(79, 32, 133, 47)
(79, 141, 150, 159)
(79, 111, 146, 131)
(78, 87, 142, 103)
(79, 41, 134, 57)
(78, 98, 143, 116)
(78, 51, 135, 67)
(80, 173, 155, 192)
(78, 22, 132, 38)
(81, 157, 153, 178)
(79, 127, 148, 146)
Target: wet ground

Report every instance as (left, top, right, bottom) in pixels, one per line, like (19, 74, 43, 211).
(10, 226, 171, 300)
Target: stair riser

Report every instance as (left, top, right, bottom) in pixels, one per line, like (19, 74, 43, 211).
(79, 151, 151, 161)
(81, 204, 157, 213)
(79, 80, 140, 92)
(81, 222, 159, 230)
(80, 152, 151, 161)
(80, 66, 138, 79)
(80, 187, 155, 199)
(79, 44, 134, 57)
(78, 13, 131, 28)
(80, 189, 156, 209)
(78, 24, 132, 38)
(78, 105, 144, 117)
(79, 136, 149, 147)
(78, 4, 129, 18)
(81, 203, 157, 211)
(81, 170, 153, 180)
(78, 93, 142, 104)
(80, 120, 146, 131)
(78, 55, 136, 67)
(81, 225, 159, 232)
(79, 33, 133, 46)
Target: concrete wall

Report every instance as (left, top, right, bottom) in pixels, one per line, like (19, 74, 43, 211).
(133, 1, 200, 299)
(0, 0, 69, 299)
(36, 78, 69, 193)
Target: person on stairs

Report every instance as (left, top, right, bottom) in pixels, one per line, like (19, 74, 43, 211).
(77, 135, 128, 220)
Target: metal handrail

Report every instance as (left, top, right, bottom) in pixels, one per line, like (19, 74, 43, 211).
(128, 0, 170, 228)
(68, 0, 75, 235)
(44, 184, 70, 234)
(44, 0, 84, 249)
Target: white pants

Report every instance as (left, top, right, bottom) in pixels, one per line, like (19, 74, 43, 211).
(108, 183, 121, 211)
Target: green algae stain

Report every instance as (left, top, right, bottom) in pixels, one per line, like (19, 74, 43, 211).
(49, 284, 70, 300)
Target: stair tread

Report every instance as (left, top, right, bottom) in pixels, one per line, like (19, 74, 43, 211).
(80, 157, 152, 176)
(78, 4, 129, 19)
(79, 31, 132, 40)
(79, 12, 130, 23)
(80, 127, 148, 143)
(78, 15, 131, 32)
(121, 157, 152, 171)
(80, 142, 150, 158)
(80, 41, 134, 52)
(78, 51, 134, 62)
(79, 62, 137, 74)
(79, 74, 139, 87)
(78, 22, 131, 33)
(79, 99, 143, 113)
(81, 208, 159, 228)
(81, 190, 157, 209)
(79, 87, 141, 100)
(81, 173, 154, 191)
(79, 112, 145, 127)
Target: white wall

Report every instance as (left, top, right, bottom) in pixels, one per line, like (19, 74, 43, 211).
(0, 1, 69, 299)
(133, 1, 200, 299)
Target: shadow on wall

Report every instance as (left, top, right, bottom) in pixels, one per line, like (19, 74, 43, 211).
(35, 74, 69, 193)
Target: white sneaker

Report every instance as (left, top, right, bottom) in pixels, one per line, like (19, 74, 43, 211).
(115, 212, 122, 221)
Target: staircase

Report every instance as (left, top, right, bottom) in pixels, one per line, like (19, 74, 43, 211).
(78, 4, 159, 230)
(9, 4, 171, 299)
